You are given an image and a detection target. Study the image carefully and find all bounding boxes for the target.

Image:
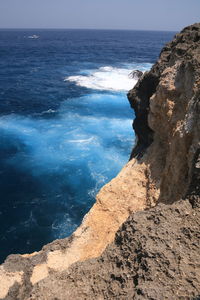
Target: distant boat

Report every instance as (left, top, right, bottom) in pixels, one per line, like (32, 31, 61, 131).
(28, 35, 39, 39)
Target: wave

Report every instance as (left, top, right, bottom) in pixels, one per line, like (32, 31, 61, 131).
(0, 93, 133, 242)
(65, 64, 152, 92)
(27, 35, 39, 39)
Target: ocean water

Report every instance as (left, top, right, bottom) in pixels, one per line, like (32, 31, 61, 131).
(0, 29, 175, 263)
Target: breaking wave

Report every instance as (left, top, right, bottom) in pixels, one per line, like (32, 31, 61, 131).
(65, 64, 152, 91)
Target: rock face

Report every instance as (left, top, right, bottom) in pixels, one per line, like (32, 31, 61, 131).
(0, 23, 200, 299)
(128, 23, 200, 162)
(129, 23, 200, 204)
(24, 151, 200, 300)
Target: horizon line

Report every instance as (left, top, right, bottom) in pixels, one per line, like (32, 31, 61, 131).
(0, 27, 177, 33)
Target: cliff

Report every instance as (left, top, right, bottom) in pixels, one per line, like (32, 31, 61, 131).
(24, 152, 200, 299)
(0, 23, 200, 299)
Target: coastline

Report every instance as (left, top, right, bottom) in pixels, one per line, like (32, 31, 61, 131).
(0, 23, 200, 299)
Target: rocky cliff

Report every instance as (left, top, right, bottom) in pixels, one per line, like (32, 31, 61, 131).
(0, 23, 200, 299)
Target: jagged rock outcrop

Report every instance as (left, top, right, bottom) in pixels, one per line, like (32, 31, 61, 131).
(128, 70, 143, 79)
(0, 23, 200, 299)
(23, 150, 200, 300)
(129, 22, 200, 204)
(128, 23, 200, 161)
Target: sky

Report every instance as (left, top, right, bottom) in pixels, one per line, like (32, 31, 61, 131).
(0, 0, 199, 31)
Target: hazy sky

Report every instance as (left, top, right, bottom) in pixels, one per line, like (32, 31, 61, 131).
(0, 0, 199, 31)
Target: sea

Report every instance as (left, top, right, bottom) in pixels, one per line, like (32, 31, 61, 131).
(0, 29, 175, 263)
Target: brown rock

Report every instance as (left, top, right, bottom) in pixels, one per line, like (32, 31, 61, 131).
(0, 23, 200, 299)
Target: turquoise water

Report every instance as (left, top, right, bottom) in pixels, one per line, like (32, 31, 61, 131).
(0, 29, 175, 262)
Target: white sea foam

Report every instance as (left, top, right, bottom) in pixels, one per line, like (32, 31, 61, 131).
(0, 92, 135, 241)
(27, 35, 39, 39)
(65, 64, 151, 92)
(68, 137, 97, 144)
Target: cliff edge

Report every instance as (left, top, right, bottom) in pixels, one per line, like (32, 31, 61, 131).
(0, 23, 200, 299)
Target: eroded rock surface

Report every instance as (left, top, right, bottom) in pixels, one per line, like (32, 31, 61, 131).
(0, 23, 200, 299)
(24, 150, 200, 300)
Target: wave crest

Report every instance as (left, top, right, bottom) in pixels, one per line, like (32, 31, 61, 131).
(65, 64, 151, 92)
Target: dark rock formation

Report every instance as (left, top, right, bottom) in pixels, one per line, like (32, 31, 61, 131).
(128, 22, 200, 159)
(128, 70, 143, 79)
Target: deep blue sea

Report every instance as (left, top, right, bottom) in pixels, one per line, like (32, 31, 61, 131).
(0, 29, 175, 263)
